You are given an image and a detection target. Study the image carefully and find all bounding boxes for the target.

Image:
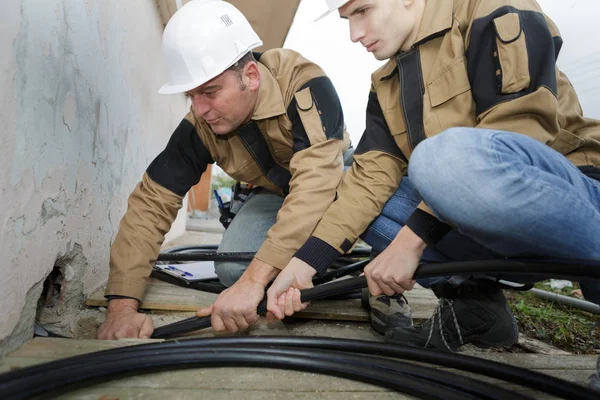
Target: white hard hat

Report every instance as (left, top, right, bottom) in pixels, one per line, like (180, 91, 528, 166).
(315, 0, 352, 22)
(158, 0, 263, 95)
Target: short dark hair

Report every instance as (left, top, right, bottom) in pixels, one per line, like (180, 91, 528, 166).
(228, 52, 256, 90)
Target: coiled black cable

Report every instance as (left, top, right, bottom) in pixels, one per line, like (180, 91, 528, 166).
(2, 337, 597, 400)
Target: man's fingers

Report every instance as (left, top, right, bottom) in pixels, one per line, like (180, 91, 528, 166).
(196, 305, 213, 318)
(378, 280, 398, 296)
(222, 316, 239, 333)
(284, 288, 296, 316)
(211, 314, 226, 332)
(139, 315, 154, 339)
(113, 325, 137, 340)
(277, 293, 287, 319)
(265, 311, 277, 323)
(366, 273, 383, 296)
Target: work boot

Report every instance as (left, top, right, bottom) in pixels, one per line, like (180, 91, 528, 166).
(385, 279, 518, 351)
(361, 288, 413, 335)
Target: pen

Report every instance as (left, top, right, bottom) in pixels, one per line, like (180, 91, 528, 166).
(213, 189, 224, 208)
(166, 265, 193, 277)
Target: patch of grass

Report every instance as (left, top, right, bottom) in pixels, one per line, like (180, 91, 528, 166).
(505, 282, 600, 354)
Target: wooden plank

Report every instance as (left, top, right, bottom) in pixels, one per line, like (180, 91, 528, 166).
(86, 278, 218, 312)
(86, 279, 438, 322)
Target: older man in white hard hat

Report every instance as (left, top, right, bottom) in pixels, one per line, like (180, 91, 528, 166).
(97, 0, 351, 339)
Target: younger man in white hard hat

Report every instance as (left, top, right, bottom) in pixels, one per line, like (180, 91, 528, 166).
(97, 0, 351, 339)
(266, 0, 600, 351)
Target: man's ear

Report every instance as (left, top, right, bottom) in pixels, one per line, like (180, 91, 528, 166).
(244, 61, 261, 92)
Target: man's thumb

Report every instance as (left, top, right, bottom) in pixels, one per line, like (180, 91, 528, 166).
(196, 305, 212, 317)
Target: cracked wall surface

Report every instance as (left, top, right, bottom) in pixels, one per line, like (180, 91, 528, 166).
(0, 0, 189, 355)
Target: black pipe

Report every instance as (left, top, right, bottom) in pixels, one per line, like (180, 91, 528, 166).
(152, 274, 368, 338)
(4, 337, 596, 399)
(0, 347, 493, 400)
(153, 259, 600, 338)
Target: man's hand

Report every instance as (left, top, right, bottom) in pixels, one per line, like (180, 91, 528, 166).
(196, 258, 278, 333)
(364, 226, 427, 296)
(266, 257, 316, 320)
(97, 298, 154, 340)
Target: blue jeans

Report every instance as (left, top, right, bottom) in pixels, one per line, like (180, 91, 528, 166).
(215, 189, 285, 286)
(362, 128, 600, 304)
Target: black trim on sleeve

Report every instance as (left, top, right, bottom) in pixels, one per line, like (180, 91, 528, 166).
(294, 236, 342, 275)
(396, 49, 426, 150)
(287, 76, 345, 153)
(105, 295, 141, 303)
(252, 52, 263, 61)
(355, 91, 407, 162)
(146, 118, 214, 197)
(405, 209, 452, 246)
(237, 121, 292, 194)
(579, 166, 600, 182)
(466, 7, 561, 116)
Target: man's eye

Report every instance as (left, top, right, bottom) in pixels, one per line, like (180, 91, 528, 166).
(358, 8, 368, 14)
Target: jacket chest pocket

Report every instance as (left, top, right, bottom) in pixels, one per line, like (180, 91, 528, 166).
(427, 56, 476, 130)
(378, 79, 408, 144)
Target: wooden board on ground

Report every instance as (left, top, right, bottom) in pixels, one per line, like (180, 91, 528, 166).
(1, 338, 597, 399)
(86, 279, 437, 322)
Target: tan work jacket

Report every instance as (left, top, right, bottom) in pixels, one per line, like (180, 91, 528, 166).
(295, 0, 600, 273)
(106, 49, 351, 300)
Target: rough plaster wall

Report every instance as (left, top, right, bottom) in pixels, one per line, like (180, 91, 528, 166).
(0, 0, 189, 355)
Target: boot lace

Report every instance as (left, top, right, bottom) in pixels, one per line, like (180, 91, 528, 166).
(425, 298, 464, 351)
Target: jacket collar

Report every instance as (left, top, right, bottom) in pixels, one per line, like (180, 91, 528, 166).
(251, 63, 286, 121)
(377, 0, 454, 82)
(413, 0, 454, 46)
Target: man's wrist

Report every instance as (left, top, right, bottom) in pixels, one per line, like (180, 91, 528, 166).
(243, 258, 280, 287)
(107, 298, 139, 313)
(392, 226, 427, 256)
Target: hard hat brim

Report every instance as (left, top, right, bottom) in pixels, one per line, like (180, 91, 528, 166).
(157, 40, 264, 95)
(314, 1, 352, 22)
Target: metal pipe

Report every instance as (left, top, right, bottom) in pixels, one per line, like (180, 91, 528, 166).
(529, 287, 600, 314)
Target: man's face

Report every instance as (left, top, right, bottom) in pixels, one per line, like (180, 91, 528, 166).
(339, 0, 418, 60)
(186, 65, 258, 135)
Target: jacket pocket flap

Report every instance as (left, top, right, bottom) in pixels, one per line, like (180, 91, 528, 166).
(428, 57, 471, 108)
(294, 87, 314, 111)
(493, 13, 522, 43)
(549, 129, 585, 155)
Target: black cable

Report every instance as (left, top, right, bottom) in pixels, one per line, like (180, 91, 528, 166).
(313, 259, 370, 284)
(410, 259, 600, 281)
(0, 344, 528, 400)
(161, 244, 219, 253)
(156, 251, 255, 262)
(152, 258, 600, 338)
(151, 274, 369, 338)
(74, 337, 600, 399)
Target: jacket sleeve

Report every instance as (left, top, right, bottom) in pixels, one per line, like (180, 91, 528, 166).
(294, 89, 407, 274)
(105, 116, 214, 300)
(467, 4, 564, 142)
(254, 76, 349, 270)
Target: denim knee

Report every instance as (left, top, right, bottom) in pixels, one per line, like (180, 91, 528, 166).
(214, 261, 249, 287)
(409, 127, 472, 184)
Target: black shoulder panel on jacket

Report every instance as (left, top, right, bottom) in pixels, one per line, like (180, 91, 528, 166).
(355, 91, 407, 162)
(466, 6, 561, 116)
(287, 76, 345, 153)
(146, 118, 214, 197)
